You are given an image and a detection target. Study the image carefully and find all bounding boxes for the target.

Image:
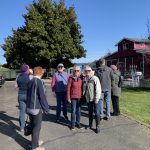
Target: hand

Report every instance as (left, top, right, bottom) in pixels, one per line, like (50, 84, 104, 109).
(95, 99, 99, 104)
(52, 92, 56, 97)
(68, 99, 71, 103)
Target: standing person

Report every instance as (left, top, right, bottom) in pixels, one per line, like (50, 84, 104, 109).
(16, 64, 30, 132)
(51, 63, 69, 122)
(67, 66, 83, 130)
(82, 66, 101, 133)
(27, 66, 49, 150)
(95, 58, 114, 120)
(110, 65, 121, 116)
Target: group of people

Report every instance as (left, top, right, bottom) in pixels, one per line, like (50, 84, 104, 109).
(51, 59, 122, 133)
(16, 58, 122, 150)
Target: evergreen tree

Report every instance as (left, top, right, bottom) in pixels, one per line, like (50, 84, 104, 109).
(2, 0, 86, 69)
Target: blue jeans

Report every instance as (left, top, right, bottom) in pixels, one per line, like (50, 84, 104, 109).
(55, 92, 67, 120)
(100, 90, 111, 118)
(71, 99, 81, 126)
(18, 94, 27, 129)
(88, 101, 100, 117)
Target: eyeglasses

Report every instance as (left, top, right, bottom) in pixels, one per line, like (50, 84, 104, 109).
(74, 70, 80, 72)
(85, 70, 91, 72)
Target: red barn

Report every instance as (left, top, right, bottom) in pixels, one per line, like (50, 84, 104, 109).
(104, 38, 150, 78)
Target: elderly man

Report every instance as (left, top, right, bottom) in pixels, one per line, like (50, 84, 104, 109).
(95, 59, 114, 120)
(51, 63, 69, 122)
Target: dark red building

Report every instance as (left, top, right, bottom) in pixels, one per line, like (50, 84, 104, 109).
(104, 38, 150, 78)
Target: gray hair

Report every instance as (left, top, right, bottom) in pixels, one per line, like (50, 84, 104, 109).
(73, 66, 81, 71)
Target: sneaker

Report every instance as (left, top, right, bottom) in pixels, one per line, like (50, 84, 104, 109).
(70, 126, 75, 131)
(76, 124, 84, 129)
(20, 128, 24, 132)
(32, 146, 45, 150)
(39, 140, 44, 146)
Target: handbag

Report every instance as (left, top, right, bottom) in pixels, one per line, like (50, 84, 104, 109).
(24, 115, 33, 136)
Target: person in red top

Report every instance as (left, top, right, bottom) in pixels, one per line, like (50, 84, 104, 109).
(67, 66, 83, 130)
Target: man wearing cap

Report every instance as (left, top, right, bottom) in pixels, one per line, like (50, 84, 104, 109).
(95, 59, 114, 120)
(51, 63, 69, 122)
(16, 64, 31, 131)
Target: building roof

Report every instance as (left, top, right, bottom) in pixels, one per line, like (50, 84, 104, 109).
(135, 49, 150, 54)
(115, 37, 150, 46)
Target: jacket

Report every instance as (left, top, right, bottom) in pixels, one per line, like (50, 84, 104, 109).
(67, 75, 82, 100)
(111, 70, 121, 97)
(17, 73, 30, 95)
(82, 75, 101, 102)
(27, 77, 49, 113)
(51, 71, 68, 93)
(95, 65, 114, 91)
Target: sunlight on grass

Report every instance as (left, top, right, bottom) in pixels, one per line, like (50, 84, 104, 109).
(120, 88, 150, 127)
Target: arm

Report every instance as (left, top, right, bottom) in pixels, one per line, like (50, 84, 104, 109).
(67, 77, 72, 102)
(38, 80, 49, 113)
(94, 76, 101, 102)
(51, 74, 56, 92)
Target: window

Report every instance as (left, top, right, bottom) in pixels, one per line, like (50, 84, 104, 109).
(140, 42, 145, 47)
(123, 43, 129, 50)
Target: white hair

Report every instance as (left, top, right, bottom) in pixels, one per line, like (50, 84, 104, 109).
(73, 66, 81, 71)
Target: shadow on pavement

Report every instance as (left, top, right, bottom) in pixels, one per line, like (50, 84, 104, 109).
(0, 111, 30, 150)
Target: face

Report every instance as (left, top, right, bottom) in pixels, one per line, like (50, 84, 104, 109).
(57, 66, 64, 72)
(85, 69, 92, 77)
(73, 69, 80, 77)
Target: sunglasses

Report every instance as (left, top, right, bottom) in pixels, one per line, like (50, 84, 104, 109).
(58, 66, 63, 68)
(74, 70, 80, 72)
(85, 70, 91, 72)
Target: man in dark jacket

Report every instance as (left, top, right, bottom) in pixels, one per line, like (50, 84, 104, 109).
(95, 59, 114, 120)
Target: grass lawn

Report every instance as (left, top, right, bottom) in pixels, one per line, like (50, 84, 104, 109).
(120, 87, 150, 127)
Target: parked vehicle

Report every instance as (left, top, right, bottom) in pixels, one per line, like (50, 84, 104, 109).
(0, 74, 5, 86)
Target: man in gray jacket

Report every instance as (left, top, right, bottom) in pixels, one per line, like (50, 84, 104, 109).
(95, 59, 114, 120)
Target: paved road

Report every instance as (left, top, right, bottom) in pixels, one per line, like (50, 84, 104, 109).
(0, 81, 150, 150)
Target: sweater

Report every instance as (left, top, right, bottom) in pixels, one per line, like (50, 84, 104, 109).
(17, 73, 30, 95)
(27, 77, 49, 113)
(95, 65, 114, 91)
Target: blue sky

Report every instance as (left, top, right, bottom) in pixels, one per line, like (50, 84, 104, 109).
(0, 0, 150, 64)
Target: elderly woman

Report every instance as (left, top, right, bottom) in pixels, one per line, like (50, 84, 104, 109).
(82, 66, 101, 133)
(51, 63, 69, 122)
(67, 66, 83, 130)
(16, 64, 30, 132)
(110, 65, 122, 116)
(27, 66, 49, 150)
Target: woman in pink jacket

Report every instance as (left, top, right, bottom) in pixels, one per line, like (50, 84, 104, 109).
(67, 66, 83, 130)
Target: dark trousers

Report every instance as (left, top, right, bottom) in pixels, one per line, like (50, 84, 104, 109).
(111, 96, 120, 115)
(29, 110, 43, 149)
(88, 101, 100, 117)
(55, 92, 67, 120)
(71, 99, 81, 127)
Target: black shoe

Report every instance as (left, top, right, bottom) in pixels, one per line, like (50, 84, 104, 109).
(56, 119, 60, 123)
(95, 127, 100, 134)
(64, 115, 69, 120)
(104, 117, 110, 120)
(76, 124, 84, 129)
